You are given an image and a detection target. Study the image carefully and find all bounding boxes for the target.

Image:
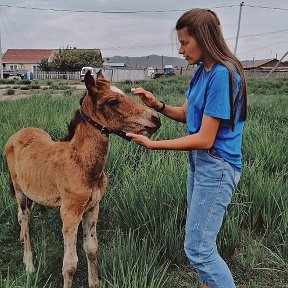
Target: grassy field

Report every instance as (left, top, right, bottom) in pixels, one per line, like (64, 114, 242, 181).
(0, 76, 287, 287)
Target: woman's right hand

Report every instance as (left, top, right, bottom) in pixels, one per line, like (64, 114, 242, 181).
(131, 87, 159, 109)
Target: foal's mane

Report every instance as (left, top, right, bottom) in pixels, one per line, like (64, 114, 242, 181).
(60, 95, 85, 142)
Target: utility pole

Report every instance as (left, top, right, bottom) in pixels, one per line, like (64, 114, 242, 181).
(234, 2, 244, 56)
(0, 29, 3, 79)
(265, 51, 288, 79)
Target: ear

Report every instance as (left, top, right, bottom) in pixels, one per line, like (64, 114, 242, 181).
(96, 69, 105, 80)
(84, 70, 95, 91)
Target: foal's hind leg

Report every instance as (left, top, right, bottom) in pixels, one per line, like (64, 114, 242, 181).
(82, 202, 100, 288)
(60, 204, 83, 288)
(15, 191, 35, 273)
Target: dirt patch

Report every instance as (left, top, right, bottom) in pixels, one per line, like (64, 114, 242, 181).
(0, 86, 30, 101)
(0, 84, 86, 101)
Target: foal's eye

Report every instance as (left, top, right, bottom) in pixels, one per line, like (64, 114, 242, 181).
(107, 100, 119, 107)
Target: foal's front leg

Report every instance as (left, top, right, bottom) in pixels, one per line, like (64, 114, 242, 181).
(82, 202, 100, 288)
(60, 204, 83, 288)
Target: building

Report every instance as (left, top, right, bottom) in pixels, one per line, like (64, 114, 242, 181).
(2, 49, 55, 78)
(2, 48, 103, 79)
(242, 58, 288, 71)
(103, 62, 126, 69)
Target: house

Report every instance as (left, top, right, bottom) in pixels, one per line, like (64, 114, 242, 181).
(2, 48, 103, 79)
(241, 58, 288, 71)
(2, 49, 55, 78)
(103, 62, 126, 69)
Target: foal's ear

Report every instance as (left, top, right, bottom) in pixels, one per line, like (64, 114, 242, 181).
(84, 70, 95, 90)
(96, 69, 105, 80)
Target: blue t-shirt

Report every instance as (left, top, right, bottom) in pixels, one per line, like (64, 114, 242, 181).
(185, 63, 245, 171)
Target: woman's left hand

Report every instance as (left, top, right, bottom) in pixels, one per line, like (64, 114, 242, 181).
(126, 133, 155, 149)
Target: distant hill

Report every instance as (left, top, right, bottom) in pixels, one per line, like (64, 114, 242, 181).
(103, 55, 188, 69)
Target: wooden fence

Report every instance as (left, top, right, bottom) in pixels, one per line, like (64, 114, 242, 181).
(34, 71, 81, 80)
(244, 69, 288, 79)
(34, 69, 147, 82)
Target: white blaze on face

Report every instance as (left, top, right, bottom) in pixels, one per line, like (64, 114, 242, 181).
(110, 85, 125, 95)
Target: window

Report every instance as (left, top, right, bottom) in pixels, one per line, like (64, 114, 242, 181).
(9, 65, 18, 70)
(32, 65, 38, 74)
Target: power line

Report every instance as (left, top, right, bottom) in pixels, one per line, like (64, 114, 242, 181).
(0, 4, 189, 14)
(244, 4, 288, 11)
(0, 10, 14, 49)
(101, 43, 172, 50)
(0, 4, 238, 14)
(0, 8, 28, 44)
(1, 3, 288, 13)
(237, 40, 288, 55)
(225, 28, 288, 41)
(100, 27, 288, 51)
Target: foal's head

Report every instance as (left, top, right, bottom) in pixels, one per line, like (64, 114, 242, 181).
(81, 70, 161, 136)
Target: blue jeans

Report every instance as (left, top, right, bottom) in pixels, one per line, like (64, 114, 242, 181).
(184, 150, 241, 288)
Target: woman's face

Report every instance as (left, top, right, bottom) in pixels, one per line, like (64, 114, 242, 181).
(177, 28, 203, 65)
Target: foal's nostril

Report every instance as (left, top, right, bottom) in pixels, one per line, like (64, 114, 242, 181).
(151, 115, 161, 128)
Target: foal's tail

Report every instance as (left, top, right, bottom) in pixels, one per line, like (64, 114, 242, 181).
(8, 171, 16, 197)
(4, 136, 16, 197)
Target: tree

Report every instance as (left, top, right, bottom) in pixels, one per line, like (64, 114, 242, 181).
(38, 47, 103, 72)
(37, 59, 51, 71)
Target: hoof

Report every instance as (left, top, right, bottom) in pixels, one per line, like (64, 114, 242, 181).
(24, 259, 35, 273)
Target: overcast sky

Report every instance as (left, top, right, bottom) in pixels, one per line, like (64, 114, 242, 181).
(0, 0, 287, 61)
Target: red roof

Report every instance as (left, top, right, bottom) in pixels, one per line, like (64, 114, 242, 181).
(3, 49, 53, 64)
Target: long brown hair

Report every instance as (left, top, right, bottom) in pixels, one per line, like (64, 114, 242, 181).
(176, 9, 247, 128)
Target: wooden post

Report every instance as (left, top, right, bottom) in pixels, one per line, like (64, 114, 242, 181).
(234, 2, 244, 56)
(265, 51, 288, 79)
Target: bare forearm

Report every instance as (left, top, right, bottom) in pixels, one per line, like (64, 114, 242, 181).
(149, 134, 211, 150)
(154, 101, 186, 123)
(126, 115, 220, 151)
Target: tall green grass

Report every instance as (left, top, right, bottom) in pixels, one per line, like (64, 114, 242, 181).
(99, 229, 171, 288)
(0, 77, 287, 287)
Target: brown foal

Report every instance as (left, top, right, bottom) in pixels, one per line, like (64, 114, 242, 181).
(4, 70, 160, 287)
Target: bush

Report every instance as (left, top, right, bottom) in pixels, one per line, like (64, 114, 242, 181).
(31, 84, 40, 89)
(0, 79, 16, 84)
(21, 79, 32, 85)
(5, 88, 15, 95)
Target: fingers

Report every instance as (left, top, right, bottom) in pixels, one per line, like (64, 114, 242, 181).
(131, 87, 152, 98)
(131, 87, 157, 108)
(131, 87, 146, 94)
(126, 132, 137, 138)
(126, 133, 146, 141)
(126, 133, 151, 148)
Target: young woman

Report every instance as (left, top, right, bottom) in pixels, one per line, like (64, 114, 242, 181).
(127, 8, 247, 288)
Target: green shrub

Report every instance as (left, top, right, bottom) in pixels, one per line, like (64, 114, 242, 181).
(21, 79, 32, 85)
(5, 88, 15, 95)
(31, 84, 40, 89)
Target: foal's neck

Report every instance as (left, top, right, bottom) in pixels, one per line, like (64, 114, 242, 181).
(70, 122, 110, 177)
